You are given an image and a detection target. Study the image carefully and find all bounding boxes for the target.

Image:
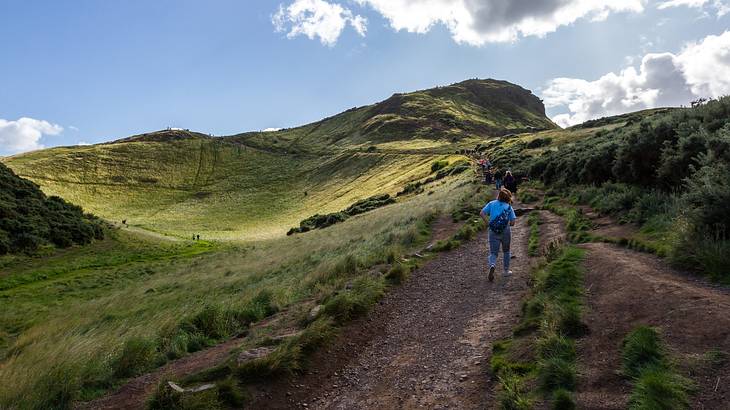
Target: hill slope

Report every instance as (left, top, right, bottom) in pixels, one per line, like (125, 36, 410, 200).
(3, 78, 555, 240)
(235, 79, 556, 153)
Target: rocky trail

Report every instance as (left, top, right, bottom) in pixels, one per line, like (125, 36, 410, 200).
(252, 208, 545, 410)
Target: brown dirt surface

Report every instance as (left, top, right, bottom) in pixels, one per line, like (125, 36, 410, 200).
(537, 210, 566, 253)
(576, 242, 730, 410)
(428, 214, 463, 245)
(251, 211, 541, 409)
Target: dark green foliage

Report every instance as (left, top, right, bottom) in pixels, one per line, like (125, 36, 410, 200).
(551, 389, 576, 410)
(526, 137, 552, 149)
(538, 357, 576, 392)
(0, 162, 104, 254)
(530, 103, 730, 279)
(288, 194, 395, 234)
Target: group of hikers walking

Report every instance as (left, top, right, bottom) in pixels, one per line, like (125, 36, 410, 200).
(477, 157, 519, 193)
(477, 156, 519, 282)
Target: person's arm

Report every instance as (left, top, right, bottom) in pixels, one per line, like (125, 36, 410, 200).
(480, 203, 490, 223)
(509, 206, 517, 226)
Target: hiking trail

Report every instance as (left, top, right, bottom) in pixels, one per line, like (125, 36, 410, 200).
(252, 206, 545, 409)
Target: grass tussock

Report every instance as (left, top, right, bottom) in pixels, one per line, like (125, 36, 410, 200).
(621, 326, 693, 410)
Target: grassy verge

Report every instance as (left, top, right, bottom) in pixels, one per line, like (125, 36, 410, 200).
(527, 212, 540, 256)
(491, 245, 586, 409)
(621, 326, 693, 409)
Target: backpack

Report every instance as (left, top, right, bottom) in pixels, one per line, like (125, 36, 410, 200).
(489, 204, 511, 234)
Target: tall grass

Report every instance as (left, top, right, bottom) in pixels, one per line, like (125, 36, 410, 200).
(0, 175, 479, 409)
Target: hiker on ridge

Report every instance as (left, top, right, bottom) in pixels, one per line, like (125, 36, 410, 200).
(480, 188, 517, 282)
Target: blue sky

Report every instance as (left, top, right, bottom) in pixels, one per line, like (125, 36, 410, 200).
(1, 0, 730, 155)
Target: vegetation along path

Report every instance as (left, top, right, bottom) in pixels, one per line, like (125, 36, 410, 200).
(255, 208, 540, 409)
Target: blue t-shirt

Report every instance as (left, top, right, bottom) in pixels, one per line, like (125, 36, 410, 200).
(481, 200, 517, 222)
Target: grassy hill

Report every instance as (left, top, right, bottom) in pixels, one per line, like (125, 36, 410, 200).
(3, 79, 553, 240)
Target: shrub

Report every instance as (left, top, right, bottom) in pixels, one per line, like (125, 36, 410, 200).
(538, 357, 576, 392)
(431, 160, 449, 172)
(629, 366, 691, 410)
(551, 388, 576, 410)
(385, 263, 410, 284)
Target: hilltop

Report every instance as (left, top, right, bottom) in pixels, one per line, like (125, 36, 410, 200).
(2, 78, 555, 240)
(234, 79, 557, 153)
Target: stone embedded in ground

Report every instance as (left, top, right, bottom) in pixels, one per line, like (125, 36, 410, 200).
(237, 346, 274, 365)
(308, 305, 324, 321)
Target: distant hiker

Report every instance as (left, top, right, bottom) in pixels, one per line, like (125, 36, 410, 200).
(480, 188, 517, 282)
(484, 170, 493, 184)
(494, 169, 504, 190)
(196, 234, 200, 241)
(122, 219, 126, 225)
(504, 171, 518, 194)
(484, 158, 492, 171)
(193, 234, 196, 240)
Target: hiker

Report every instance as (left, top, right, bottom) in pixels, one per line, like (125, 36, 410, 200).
(192, 234, 196, 240)
(480, 188, 517, 282)
(494, 168, 504, 190)
(484, 158, 492, 171)
(484, 170, 493, 184)
(196, 234, 200, 241)
(122, 219, 126, 225)
(503, 170, 517, 194)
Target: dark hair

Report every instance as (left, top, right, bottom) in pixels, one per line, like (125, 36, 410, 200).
(497, 188, 513, 204)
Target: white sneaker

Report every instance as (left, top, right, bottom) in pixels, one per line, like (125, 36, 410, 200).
(504, 270, 513, 276)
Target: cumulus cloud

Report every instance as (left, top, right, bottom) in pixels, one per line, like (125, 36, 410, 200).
(0, 117, 63, 155)
(543, 30, 730, 127)
(273, 0, 367, 46)
(657, 0, 730, 17)
(354, 0, 645, 45)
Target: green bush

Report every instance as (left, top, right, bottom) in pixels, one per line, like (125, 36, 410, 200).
(629, 366, 691, 410)
(551, 388, 576, 410)
(0, 163, 104, 255)
(431, 160, 449, 172)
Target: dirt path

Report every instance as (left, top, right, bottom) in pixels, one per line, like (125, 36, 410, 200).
(253, 213, 536, 409)
(576, 242, 730, 409)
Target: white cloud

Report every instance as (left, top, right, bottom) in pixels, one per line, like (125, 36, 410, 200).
(69, 125, 79, 131)
(354, 0, 645, 45)
(543, 30, 730, 127)
(0, 117, 63, 155)
(262, 127, 282, 132)
(657, 0, 730, 16)
(273, 0, 367, 46)
(77, 141, 91, 146)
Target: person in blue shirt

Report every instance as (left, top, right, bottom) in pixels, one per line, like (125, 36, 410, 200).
(479, 188, 517, 282)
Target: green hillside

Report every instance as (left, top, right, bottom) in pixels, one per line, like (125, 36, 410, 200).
(3, 79, 553, 240)
(234, 78, 556, 154)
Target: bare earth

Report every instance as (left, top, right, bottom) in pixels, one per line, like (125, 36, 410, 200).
(253, 214, 536, 409)
(577, 242, 730, 410)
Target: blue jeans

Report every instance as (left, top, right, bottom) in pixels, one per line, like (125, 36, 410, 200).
(495, 179, 502, 190)
(488, 227, 511, 270)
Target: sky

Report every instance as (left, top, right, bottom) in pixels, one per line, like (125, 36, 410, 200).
(1, 0, 730, 156)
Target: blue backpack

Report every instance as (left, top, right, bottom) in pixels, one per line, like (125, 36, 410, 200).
(489, 205, 512, 234)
